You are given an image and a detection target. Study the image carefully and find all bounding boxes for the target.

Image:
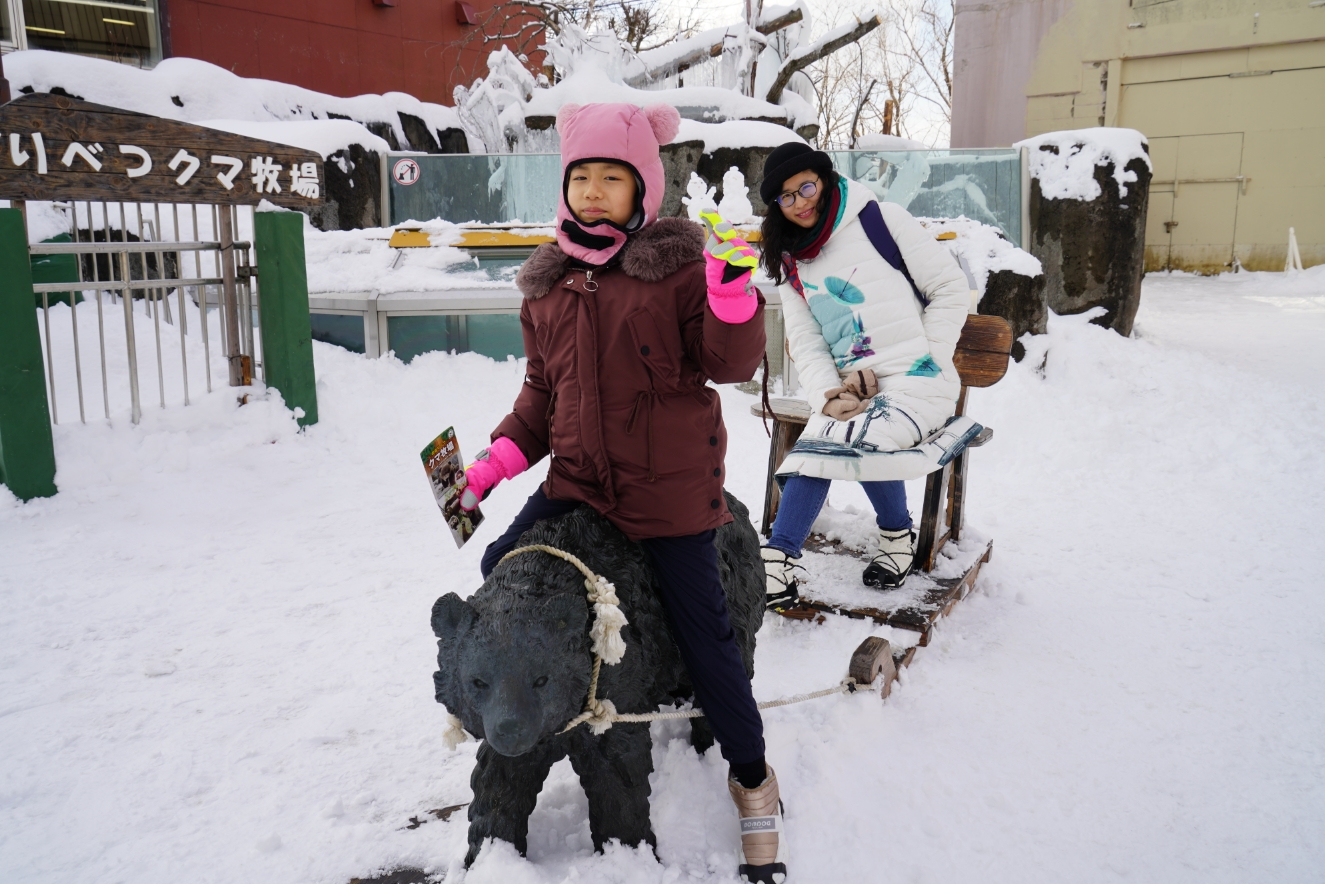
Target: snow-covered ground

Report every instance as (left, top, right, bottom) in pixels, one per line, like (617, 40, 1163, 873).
(3, 268, 1323, 884)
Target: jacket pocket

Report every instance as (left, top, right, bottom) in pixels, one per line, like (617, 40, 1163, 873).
(626, 308, 681, 391)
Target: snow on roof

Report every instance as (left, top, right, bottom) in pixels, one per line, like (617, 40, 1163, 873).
(4, 50, 468, 157)
(1015, 127, 1152, 201)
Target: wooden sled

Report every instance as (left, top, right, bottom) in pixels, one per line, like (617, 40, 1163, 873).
(753, 315, 1014, 691)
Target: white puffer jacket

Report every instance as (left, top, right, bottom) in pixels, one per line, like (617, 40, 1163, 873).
(780, 178, 970, 443)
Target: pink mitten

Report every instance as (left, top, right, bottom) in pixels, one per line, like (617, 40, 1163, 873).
(459, 436, 528, 511)
(700, 210, 759, 324)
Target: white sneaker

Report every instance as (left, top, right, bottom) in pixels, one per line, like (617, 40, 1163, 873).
(761, 547, 805, 612)
(862, 527, 916, 588)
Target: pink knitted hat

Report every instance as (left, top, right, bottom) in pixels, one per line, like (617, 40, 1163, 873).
(555, 102, 682, 264)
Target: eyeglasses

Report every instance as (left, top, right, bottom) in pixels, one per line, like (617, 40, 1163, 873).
(776, 179, 820, 208)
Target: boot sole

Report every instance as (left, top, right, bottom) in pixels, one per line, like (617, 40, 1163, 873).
(862, 562, 910, 588)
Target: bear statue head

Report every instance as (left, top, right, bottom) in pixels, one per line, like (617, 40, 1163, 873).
(431, 591, 593, 757)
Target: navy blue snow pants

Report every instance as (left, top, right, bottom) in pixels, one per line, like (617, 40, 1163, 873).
(480, 487, 766, 766)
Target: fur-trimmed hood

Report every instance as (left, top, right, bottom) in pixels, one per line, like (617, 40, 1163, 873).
(516, 217, 704, 299)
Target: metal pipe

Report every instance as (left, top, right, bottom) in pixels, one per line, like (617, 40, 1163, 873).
(151, 268, 166, 409)
(212, 204, 226, 359)
(218, 206, 244, 387)
(86, 204, 111, 420)
(195, 204, 212, 394)
(96, 290, 110, 420)
(120, 251, 142, 425)
(33, 277, 227, 293)
(41, 292, 58, 425)
(28, 241, 235, 254)
(173, 203, 186, 335)
(70, 281, 86, 423)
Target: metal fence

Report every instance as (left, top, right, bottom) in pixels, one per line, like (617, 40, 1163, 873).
(29, 201, 259, 426)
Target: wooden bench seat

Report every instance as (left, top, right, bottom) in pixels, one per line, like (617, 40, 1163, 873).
(750, 314, 1014, 572)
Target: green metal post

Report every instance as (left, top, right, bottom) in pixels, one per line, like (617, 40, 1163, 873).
(254, 210, 318, 428)
(0, 209, 58, 500)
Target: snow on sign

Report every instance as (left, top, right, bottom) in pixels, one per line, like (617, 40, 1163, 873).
(392, 158, 421, 186)
(0, 92, 324, 208)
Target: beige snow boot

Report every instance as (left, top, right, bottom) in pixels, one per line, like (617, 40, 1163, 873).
(729, 764, 789, 884)
(760, 547, 805, 612)
(862, 527, 916, 588)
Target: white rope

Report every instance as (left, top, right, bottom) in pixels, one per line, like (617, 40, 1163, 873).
(442, 545, 864, 748)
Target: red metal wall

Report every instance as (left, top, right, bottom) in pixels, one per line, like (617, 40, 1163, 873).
(162, 0, 504, 105)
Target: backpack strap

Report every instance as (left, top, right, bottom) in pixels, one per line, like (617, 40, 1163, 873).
(859, 200, 928, 307)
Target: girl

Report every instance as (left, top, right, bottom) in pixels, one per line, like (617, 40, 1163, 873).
(458, 103, 788, 884)
(755, 142, 972, 608)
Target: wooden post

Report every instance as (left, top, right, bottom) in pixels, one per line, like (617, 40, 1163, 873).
(254, 209, 318, 428)
(0, 209, 58, 500)
(0, 53, 10, 105)
(217, 207, 246, 387)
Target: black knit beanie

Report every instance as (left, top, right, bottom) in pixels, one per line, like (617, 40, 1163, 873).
(760, 142, 834, 204)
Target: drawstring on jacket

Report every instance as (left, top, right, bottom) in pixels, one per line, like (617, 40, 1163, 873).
(625, 389, 660, 482)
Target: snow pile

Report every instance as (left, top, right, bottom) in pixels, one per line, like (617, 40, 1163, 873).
(3, 270, 1325, 882)
(193, 119, 392, 160)
(5, 50, 469, 156)
(1015, 127, 1152, 201)
(302, 220, 519, 295)
(919, 216, 1043, 296)
(674, 118, 806, 151)
(855, 133, 930, 151)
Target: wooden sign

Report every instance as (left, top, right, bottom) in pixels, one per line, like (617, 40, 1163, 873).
(0, 92, 324, 208)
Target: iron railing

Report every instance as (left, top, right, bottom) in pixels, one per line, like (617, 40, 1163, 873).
(29, 201, 259, 425)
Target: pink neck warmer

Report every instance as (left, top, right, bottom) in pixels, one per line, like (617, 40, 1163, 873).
(554, 102, 682, 265)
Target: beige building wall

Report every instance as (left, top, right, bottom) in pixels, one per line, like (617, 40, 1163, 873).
(952, 0, 1325, 272)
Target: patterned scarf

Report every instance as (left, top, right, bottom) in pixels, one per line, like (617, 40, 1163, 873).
(781, 179, 844, 298)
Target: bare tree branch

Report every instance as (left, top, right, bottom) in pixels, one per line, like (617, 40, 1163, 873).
(621, 7, 803, 86)
(764, 13, 881, 106)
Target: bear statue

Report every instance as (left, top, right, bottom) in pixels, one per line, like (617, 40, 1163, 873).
(431, 491, 764, 866)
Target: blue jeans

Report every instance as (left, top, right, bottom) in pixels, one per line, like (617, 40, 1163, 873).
(767, 476, 911, 558)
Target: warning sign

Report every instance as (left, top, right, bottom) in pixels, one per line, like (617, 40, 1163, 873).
(392, 158, 421, 186)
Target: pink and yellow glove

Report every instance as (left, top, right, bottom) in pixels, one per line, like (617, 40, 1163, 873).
(700, 209, 759, 325)
(459, 436, 528, 511)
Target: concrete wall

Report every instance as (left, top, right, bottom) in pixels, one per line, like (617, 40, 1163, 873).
(952, 0, 1325, 272)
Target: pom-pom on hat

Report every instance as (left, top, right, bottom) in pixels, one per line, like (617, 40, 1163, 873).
(555, 102, 682, 264)
(759, 141, 835, 205)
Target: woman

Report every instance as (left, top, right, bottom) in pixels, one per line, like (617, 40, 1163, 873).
(756, 142, 972, 608)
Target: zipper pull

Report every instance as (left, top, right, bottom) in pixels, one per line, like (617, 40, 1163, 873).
(583, 269, 598, 292)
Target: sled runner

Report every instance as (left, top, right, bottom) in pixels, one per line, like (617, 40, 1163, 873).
(754, 314, 1013, 641)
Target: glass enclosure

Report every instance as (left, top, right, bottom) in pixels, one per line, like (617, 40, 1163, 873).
(1, 0, 13, 44)
(20, 0, 162, 68)
(386, 148, 1026, 244)
(389, 153, 562, 226)
(827, 149, 1024, 246)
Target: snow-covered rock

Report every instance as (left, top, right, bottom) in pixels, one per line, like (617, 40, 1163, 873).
(1017, 128, 1154, 335)
(1015, 127, 1151, 201)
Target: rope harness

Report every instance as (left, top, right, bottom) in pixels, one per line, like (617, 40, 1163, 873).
(442, 544, 860, 750)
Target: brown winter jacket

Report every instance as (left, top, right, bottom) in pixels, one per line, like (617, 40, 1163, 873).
(492, 217, 767, 541)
